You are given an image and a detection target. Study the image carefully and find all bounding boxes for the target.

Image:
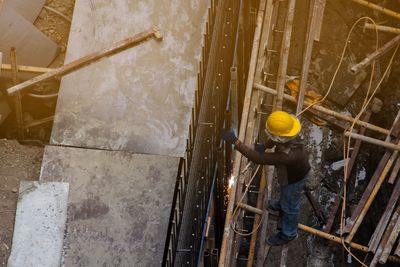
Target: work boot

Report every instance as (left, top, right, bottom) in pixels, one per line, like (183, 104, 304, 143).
(266, 232, 297, 246)
(267, 199, 281, 212)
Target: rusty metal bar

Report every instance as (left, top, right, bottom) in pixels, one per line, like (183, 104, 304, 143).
(7, 27, 163, 95)
(275, 0, 296, 110)
(350, 34, 400, 74)
(254, 83, 390, 135)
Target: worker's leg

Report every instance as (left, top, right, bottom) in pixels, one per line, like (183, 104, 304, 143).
(267, 178, 305, 246)
(279, 178, 305, 238)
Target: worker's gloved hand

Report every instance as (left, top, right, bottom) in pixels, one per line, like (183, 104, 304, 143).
(222, 129, 238, 144)
(254, 143, 266, 154)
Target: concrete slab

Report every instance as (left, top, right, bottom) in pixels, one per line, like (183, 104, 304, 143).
(7, 181, 69, 267)
(0, 4, 58, 66)
(5, 0, 46, 23)
(40, 145, 179, 266)
(50, 0, 209, 157)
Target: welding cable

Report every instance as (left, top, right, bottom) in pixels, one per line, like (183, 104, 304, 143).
(296, 16, 379, 117)
(230, 164, 265, 236)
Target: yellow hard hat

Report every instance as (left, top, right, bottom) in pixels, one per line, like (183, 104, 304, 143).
(266, 111, 301, 137)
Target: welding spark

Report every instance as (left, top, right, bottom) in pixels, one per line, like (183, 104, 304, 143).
(228, 175, 235, 189)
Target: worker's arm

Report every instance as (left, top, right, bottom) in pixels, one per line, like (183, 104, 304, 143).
(221, 129, 290, 165)
(234, 140, 290, 165)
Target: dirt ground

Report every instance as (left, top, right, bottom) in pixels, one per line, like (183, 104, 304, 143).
(0, 140, 43, 266)
(0, 0, 75, 265)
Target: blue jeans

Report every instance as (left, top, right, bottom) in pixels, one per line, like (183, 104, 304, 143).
(274, 178, 306, 238)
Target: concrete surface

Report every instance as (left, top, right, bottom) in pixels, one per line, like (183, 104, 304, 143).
(50, 0, 209, 157)
(7, 181, 69, 267)
(0, 4, 58, 66)
(5, 0, 45, 23)
(40, 145, 179, 266)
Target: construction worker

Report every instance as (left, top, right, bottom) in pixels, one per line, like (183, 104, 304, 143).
(222, 111, 310, 246)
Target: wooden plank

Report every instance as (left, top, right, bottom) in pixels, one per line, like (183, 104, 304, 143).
(345, 141, 400, 242)
(379, 213, 400, 263)
(275, 0, 296, 110)
(280, 245, 289, 267)
(10, 47, 24, 139)
(313, 0, 326, 41)
(296, 0, 319, 115)
(254, 83, 390, 135)
(395, 239, 400, 257)
(219, 1, 267, 265)
(1, 64, 52, 74)
(344, 132, 400, 151)
(256, 166, 274, 266)
(388, 156, 400, 184)
(6, 27, 163, 95)
(364, 23, 400, 35)
(344, 112, 400, 235)
(369, 204, 400, 266)
(298, 223, 400, 264)
(368, 174, 400, 252)
(350, 0, 400, 21)
(246, 167, 266, 267)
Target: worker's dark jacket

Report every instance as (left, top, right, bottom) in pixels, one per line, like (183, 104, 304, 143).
(235, 141, 310, 185)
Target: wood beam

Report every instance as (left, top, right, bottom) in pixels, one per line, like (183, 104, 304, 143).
(350, 0, 400, 21)
(7, 27, 163, 95)
(275, 0, 296, 110)
(350, 34, 400, 74)
(1, 64, 52, 74)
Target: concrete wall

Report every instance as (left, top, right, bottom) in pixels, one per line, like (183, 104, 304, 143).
(51, 0, 209, 157)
